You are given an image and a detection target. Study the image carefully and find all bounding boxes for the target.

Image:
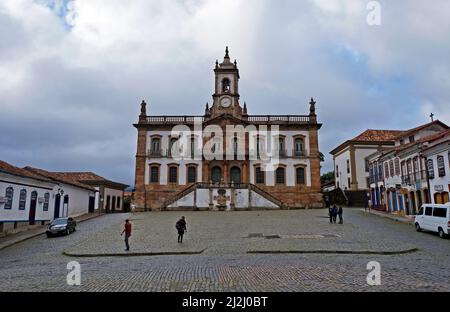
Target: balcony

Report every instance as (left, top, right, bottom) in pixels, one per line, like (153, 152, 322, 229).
(293, 149, 308, 157)
(139, 115, 313, 125)
(401, 170, 427, 186)
(148, 149, 163, 158)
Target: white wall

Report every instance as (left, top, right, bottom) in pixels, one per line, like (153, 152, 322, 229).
(427, 151, 450, 203)
(55, 183, 93, 218)
(0, 173, 56, 222)
(103, 187, 124, 211)
(355, 147, 379, 189)
(334, 149, 351, 189)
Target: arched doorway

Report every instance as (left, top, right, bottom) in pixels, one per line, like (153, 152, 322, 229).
(29, 191, 37, 225)
(230, 166, 241, 184)
(211, 166, 222, 183)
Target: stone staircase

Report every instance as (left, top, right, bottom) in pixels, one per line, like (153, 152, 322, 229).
(161, 182, 284, 210)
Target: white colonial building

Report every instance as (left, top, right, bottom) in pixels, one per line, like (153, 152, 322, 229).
(330, 129, 402, 192)
(133, 47, 323, 210)
(0, 160, 58, 235)
(366, 122, 449, 215)
(422, 131, 450, 204)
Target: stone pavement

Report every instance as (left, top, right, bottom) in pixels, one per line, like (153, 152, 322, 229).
(63, 210, 417, 257)
(0, 213, 105, 251)
(0, 208, 449, 292)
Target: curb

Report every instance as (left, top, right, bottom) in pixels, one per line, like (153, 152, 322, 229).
(0, 214, 105, 251)
(359, 209, 414, 225)
(247, 248, 419, 255)
(62, 249, 206, 258)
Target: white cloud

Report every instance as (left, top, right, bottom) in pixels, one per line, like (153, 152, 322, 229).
(0, 0, 449, 183)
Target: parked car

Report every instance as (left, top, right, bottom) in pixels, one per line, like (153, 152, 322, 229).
(46, 217, 77, 237)
(415, 203, 450, 239)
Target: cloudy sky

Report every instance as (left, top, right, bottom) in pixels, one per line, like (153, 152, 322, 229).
(1, 0, 449, 186)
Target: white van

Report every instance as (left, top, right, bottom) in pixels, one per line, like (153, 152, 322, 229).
(415, 203, 450, 239)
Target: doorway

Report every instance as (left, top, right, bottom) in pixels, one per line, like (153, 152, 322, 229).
(230, 166, 241, 184)
(88, 196, 95, 213)
(211, 166, 222, 183)
(29, 191, 37, 225)
(112, 196, 116, 213)
(54, 194, 61, 219)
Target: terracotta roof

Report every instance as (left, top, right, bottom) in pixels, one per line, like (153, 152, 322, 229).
(330, 129, 400, 155)
(379, 128, 450, 156)
(393, 120, 449, 140)
(23, 167, 95, 191)
(351, 129, 404, 142)
(0, 160, 55, 183)
(52, 172, 106, 182)
(52, 172, 128, 189)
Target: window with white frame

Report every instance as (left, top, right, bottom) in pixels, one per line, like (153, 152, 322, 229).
(4, 187, 13, 210)
(43, 192, 50, 211)
(427, 159, 435, 179)
(437, 155, 445, 177)
(19, 189, 26, 210)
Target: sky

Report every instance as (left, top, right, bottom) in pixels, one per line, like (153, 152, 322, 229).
(1, 0, 449, 187)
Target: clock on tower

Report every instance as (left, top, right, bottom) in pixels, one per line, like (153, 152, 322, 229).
(208, 47, 244, 118)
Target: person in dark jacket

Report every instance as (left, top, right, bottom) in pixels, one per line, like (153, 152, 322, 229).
(176, 216, 187, 243)
(332, 205, 338, 224)
(338, 206, 344, 224)
(328, 206, 333, 224)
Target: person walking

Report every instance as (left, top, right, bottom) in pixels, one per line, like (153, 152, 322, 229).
(176, 216, 187, 243)
(338, 206, 344, 224)
(328, 205, 333, 224)
(120, 219, 132, 251)
(332, 205, 338, 224)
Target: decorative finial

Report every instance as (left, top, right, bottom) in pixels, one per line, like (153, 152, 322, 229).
(225, 46, 229, 59)
(243, 101, 247, 115)
(215, 59, 219, 68)
(205, 102, 211, 116)
(234, 59, 237, 66)
(430, 112, 434, 122)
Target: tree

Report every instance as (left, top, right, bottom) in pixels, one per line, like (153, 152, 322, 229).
(321, 171, 334, 183)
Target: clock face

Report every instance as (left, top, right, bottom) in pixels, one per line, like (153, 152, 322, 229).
(220, 97, 231, 108)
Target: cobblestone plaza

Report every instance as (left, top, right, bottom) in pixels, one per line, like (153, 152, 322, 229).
(0, 209, 449, 292)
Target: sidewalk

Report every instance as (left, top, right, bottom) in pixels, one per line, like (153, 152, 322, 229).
(0, 213, 104, 251)
(360, 208, 415, 225)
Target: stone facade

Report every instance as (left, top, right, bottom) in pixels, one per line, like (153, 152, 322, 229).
(133, 48, 323, 210)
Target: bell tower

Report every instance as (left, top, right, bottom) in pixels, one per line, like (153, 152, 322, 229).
(208, 47, 243, 119)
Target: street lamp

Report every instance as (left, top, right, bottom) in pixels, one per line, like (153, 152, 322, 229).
(58, 189, 65, 217)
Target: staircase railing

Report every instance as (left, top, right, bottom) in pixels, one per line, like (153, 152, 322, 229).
(249, 184, 284, 208)
(161, 182, 200, 209)
(161, 182, 284, 210)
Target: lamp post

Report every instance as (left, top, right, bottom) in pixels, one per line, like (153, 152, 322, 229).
(58, 189, 65, 217)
